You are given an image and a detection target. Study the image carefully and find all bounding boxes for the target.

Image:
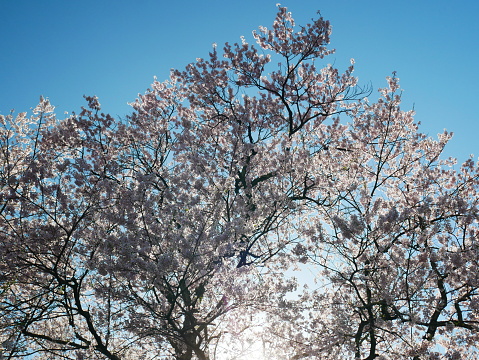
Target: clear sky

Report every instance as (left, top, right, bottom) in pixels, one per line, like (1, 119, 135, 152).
(1, 0, 478, 162)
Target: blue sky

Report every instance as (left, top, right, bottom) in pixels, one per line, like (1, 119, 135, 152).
(1, 0, 478, 162)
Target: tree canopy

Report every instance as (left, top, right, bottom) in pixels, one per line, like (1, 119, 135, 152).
(1, 6, 479, 360)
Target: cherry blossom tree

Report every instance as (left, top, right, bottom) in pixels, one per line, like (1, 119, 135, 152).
(1, 5, 478, 360)
(260, 76, 479, 360)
